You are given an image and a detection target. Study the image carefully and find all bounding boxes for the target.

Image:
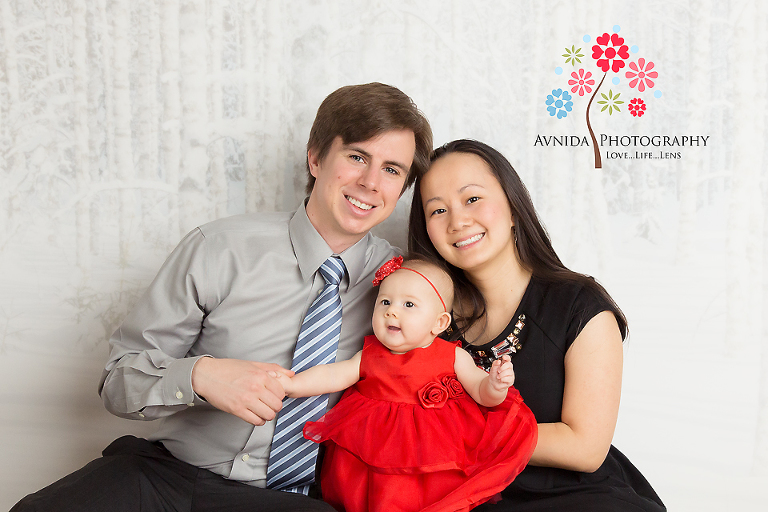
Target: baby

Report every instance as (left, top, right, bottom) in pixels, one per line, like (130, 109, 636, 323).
(276, 256, 536, 512)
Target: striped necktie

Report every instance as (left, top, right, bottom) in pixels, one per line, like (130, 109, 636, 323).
(266, 256, 346, 493)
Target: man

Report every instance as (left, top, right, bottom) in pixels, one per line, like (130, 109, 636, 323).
(13, 83, 432, 512)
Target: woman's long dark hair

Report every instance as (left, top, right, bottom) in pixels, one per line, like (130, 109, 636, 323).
(408, 139, 627, 340)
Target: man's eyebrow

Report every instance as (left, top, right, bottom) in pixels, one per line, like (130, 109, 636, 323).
(345, 144, 410, 171)
(423, 184, 483, 205)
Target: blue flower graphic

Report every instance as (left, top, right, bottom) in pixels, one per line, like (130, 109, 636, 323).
(545, 89, 573, 119)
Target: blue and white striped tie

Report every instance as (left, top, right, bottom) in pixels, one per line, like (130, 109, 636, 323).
(266, 256, 345, 493)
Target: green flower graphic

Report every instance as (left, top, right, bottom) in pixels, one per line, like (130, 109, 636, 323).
(597, 89, 624, 115)
(563, 45, 584, 66)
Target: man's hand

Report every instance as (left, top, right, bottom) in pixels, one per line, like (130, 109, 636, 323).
(488, 355, 515, 392)
(191, 357, 294, 426)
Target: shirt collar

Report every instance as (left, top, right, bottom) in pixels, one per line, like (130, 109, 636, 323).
(289, 200, 371, 288)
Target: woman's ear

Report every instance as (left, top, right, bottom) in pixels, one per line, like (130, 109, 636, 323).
(431, 311, 453, 335)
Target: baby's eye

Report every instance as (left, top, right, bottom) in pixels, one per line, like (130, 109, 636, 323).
(381, 299, 390, 306)
(467, 196, 480, 204)
(405, 301, 415, 308)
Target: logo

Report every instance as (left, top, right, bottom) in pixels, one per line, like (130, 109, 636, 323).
(536, 25, 708, 168)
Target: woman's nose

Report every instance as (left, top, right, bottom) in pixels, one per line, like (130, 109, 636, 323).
(448, 209, 471, 231)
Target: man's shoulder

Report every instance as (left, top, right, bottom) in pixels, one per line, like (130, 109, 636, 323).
(362, 233, 400, 268)
(364, 232, 398, 257)
(197, 211, 293, 239)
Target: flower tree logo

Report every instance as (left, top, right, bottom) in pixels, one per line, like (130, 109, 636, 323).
(547, 25, 662, 168)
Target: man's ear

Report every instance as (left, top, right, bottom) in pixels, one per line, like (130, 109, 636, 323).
(431, 311, 452, 336)
(307, 147, 320, 178)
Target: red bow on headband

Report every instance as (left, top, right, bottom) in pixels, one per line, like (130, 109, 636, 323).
(372, 256, 404, 286)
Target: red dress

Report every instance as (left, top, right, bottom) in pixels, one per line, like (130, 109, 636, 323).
(303, 335, 538, 512)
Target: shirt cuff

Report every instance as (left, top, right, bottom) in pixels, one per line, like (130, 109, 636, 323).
(163, 355, 211, 406)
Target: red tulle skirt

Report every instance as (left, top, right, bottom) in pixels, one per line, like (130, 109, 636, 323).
(305, 384, 536, 512)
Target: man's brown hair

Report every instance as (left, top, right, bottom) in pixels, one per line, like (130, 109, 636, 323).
(305, 83, 432, 195)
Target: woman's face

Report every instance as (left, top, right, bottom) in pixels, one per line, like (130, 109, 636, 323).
(420, 152, 516, 275)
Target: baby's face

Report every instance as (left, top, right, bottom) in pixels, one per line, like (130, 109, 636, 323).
(372, 269, 447, 354)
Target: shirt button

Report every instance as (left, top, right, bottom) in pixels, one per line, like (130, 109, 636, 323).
(187, 402, 194, 407)
(241, 454, 250, 462)
(176, 391, 184, 399)
(138, 412, 145, 418)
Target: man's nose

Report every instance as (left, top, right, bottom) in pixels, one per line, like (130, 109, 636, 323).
(357, 166, 380, 191)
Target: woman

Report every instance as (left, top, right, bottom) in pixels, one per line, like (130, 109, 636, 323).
(408, 140, 665, 511)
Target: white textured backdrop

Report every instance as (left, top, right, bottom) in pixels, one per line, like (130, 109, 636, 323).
(1, 0, 766, 510)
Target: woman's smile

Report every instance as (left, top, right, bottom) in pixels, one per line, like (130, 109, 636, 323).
(453, 233, 484, 248)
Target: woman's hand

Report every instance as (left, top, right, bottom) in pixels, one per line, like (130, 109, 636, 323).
(488, 355, 515, 392)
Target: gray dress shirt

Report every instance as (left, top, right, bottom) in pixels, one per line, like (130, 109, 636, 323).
(98, 201, 397, 486)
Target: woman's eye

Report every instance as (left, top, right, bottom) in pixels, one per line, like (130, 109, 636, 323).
(429, 208, 446, 216)
(405, 301, 415, 308)
(467, 196, 480, 204)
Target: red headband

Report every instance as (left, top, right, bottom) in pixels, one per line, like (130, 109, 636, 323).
(372, 256, 447, 312)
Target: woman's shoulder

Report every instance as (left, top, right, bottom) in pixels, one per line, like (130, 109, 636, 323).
(526, 275, 617, 349)
(527, 275, 610, 312)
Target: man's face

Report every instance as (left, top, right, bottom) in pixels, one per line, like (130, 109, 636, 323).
(305, 130, 415, 253)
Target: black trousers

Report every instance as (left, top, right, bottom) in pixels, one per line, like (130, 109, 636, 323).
(11, 436, 336, 512)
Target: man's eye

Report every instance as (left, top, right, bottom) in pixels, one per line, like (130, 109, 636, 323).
(405, 301, 414, 308)
(384, 167, 400, 176)
(351, 154, 364, 162)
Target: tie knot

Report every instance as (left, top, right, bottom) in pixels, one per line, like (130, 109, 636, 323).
(319, 256, 345, 286)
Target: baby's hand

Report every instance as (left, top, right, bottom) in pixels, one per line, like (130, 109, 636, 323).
(488, 355, 515, 392)
(271, 371, 293, 397)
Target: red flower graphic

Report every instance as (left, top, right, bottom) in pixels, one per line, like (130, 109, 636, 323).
(628, 98, 647, 117)
(418, 381, 449, 409)
(625, 58, 658, 92)
(440, 375, 465, 399)
(591, 33, 629, 73)
(568, 69, 595, 96)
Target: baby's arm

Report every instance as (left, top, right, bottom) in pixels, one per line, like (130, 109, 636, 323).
(454, 347, 514, 408)
(275, 351, 362, 398)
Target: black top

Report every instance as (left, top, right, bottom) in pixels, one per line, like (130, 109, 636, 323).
(445, 276, 665, 511)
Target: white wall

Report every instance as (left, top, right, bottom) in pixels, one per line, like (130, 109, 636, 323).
(1, 1, 766, 510)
